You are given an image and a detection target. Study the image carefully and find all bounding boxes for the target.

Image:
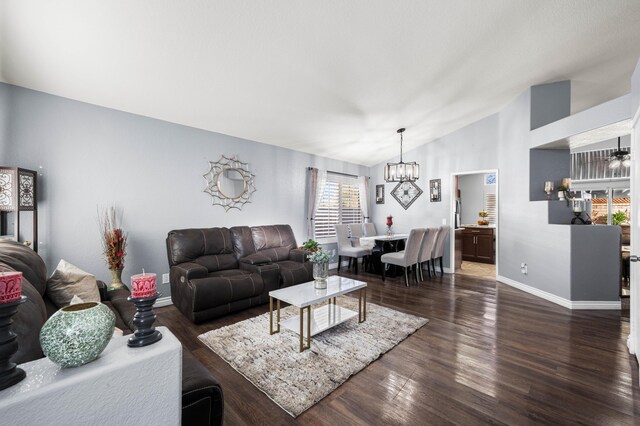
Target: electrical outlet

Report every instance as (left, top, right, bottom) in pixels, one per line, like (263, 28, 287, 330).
(162, 273, 169, 284)
(520, 263, 528, 275)
(442, 218, 447, 225)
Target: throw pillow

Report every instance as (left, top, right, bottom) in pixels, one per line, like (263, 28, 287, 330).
(69, 295, 84, 305)
(46, 260, 100, 308)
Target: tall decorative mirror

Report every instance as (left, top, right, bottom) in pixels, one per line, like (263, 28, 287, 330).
(203, 155, 256, 211)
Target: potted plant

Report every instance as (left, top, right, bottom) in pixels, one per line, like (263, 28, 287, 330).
(307, 249, 331, 289)
(612, 210, 628, 226)
(300, 239, 319, 252)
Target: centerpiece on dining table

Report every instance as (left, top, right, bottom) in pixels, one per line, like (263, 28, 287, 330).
(386, 215, 393, 237)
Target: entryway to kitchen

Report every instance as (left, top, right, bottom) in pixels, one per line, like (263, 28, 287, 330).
(450, 170, 498, 280)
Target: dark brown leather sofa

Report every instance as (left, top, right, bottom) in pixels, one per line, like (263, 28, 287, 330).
(167, 224, 313, 323)
(0, 240, 223, 426)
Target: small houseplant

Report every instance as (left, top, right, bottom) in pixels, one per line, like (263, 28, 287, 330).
(307, 249, 331, 289)
(612, 210, 628, 226)
(300, 239, 319, 252)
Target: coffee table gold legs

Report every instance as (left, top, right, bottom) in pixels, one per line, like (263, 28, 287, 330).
(269, 297, 280, 335)
(358, 288, 367, 323)
(299, 306, 311, 352)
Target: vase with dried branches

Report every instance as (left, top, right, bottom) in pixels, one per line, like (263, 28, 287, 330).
(98, 206, 128, 291)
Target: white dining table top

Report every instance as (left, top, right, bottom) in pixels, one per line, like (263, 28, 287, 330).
(359, 233, 409, 243)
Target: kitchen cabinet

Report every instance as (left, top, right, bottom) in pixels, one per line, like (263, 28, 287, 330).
(462, 227, 495, 264)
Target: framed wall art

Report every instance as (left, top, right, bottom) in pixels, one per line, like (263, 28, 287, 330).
(391, 181, 423, 210)
(375, 184, 385, 204)
(430, 179, 441, 202)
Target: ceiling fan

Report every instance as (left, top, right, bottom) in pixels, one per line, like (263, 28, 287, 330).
(608, 137, 631, 169)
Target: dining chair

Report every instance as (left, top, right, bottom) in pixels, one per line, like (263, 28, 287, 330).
(418, 227, 440, 281)
(334, 224, 371, 274)
(430, 225, 451, 276)
(381, 228, 426, 286)
(363, 223, 377, 237)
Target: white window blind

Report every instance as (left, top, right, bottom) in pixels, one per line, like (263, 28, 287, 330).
(314, 173, 362, 239)
(484, 193, 497, 225)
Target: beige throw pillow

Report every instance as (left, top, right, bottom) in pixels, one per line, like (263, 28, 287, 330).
(47, 259, 100, 308)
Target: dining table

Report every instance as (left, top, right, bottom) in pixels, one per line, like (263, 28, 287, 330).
(359, 233, 409, 275)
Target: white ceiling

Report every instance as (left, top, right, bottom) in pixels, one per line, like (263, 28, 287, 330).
(2, 1, 640, 166)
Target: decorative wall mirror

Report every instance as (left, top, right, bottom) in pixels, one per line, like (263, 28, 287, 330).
(430, 178, 441, 202)
(391, 181, 423, 210)
(203, 155, 256, 211)
(375, 184, 385, 204)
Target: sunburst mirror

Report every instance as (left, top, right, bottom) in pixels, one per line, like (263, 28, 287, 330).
(203, 155, 256, 211)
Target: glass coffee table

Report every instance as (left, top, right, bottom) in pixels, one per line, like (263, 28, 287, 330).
(269, 276, 367, 352)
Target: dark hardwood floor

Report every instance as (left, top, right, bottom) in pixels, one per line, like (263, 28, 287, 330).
(156, 269, 640, 425)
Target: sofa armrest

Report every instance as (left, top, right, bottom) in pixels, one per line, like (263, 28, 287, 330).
(239, 254, 272, 266)
(290, 248, 312, 263)
(182, 350, 224, 426)
(96, 280, 108, 301)
(239, 262, 281, 293)
(171, 262, 208, 284)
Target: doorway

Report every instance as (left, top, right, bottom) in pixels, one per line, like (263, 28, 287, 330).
(450, 170, 499, 280)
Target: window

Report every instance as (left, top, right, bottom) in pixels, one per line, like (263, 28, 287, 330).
(484, 193, 497, 224)
(314, 173, 362, 239)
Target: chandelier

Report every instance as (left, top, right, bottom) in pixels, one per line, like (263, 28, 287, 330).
(384, 128, 419, 182)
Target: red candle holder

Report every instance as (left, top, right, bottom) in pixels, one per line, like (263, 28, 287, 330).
(0, 272, 23, 304)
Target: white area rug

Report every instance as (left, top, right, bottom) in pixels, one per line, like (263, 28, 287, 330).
(198, 296, 428, 417)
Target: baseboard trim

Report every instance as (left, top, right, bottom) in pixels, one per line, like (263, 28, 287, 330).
(570, 301, 622, 310)
(154, 296, 173, 308)
(496, 275, 620, 310)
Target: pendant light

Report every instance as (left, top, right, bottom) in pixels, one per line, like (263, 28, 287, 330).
(608, 137, 631, 170)
(384, 128, 420, 182)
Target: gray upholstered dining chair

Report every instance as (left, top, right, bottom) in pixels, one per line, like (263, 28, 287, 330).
(430, 225, 450, 276)
(418, 227, 440, 281)
(334, 224, 371, 274)
(363, 223, 377, 237)
(381, 228, 426, 286)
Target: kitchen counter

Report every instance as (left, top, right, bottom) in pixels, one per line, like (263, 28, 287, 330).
(460, 224, 496, 229)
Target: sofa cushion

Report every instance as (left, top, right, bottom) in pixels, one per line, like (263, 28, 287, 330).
(277, 260, 313, 288)
(0, 240, 47, 296)
(230, 226, 257, 259)
(190, 274, 264, 310)
(45, 259, 101, 308)
(167, 228, 238, 271)
(250, 225, 297, 252)
(7, 271, 47, 364)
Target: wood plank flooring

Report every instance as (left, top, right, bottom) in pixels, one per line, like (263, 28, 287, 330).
(155, 269, 640, 425)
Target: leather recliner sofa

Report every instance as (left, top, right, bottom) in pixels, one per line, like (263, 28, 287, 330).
(167, 224, 313, 323)
(0, 240, 223, 426)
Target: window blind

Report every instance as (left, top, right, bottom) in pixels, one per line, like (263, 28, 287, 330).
(314, 173, 362, 239)
(484, 193, 497, 225)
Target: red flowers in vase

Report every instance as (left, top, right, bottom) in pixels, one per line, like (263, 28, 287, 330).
(99, 207, 128, 271)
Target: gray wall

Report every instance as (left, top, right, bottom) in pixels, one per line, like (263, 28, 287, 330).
(370, 114, 500, 270)
(570, 225, 620, 301)
(458, 173, 496, 225)
(1, 77, 624, 304)
(0, 83, 368, 296)
(497, 88, 572, 299)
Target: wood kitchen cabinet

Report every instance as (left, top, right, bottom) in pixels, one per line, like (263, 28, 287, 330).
(462, 227, 495, 264)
